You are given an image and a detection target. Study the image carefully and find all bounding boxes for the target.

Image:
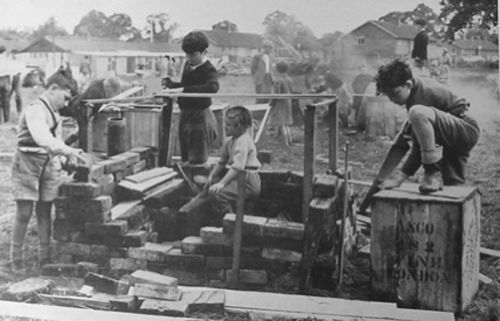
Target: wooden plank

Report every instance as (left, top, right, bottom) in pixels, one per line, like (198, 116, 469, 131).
(253, 105, 271, 144)
(111, 200, 142, 220)
(178, 286, 454, 321)
(479, 273, 493, 284)
(0, 300, 201, 321)
(480, 246, 500, 258)
(125, 167, 174, 184)
(118, 171, 178, 194)
(302, 105, 316, 222)
(133, 283, 182, 301)
(38, 294, 111, 310)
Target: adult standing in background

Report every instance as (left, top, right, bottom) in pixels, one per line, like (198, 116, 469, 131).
(411, 18, 429, 70)
(0, 46, 29, 122)
(251, 39, 274, 104)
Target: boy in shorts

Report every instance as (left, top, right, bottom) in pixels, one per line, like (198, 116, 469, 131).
(375, 59, 479, 193)
(11, 72, 82, 269)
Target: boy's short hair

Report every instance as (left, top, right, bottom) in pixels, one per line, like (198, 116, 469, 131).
(45, 72, 75, 91)
(374, 59, 413, 95)
(182, 31, 209, 54)
(226, 105, 253, 130)
(415, 18, 427, 27)
(276, 61, 288, 73)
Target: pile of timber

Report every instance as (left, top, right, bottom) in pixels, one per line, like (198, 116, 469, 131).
(54, 147, 185, 265)
(3, 270, 225, 317)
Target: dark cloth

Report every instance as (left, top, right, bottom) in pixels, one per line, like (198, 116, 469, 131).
(169, 60, 219, 111)
(179, 108, 218, 164)
(411, 31, 429, 61)
(10, 73, 22, 113)
(0, 75, 11, 122)
(401, 78, 480, 185)
(169, 60, 219, 164)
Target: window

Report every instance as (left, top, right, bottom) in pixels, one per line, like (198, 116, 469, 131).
(108, 57, 117, 71)
(357, 37, 365, 45)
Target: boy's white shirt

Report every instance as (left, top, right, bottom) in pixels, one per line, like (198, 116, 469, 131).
(18, 98, 75, 156)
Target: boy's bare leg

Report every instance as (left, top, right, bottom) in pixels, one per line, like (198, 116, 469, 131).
(408, 105, 443, 192)
(11, 200, 34, 269)
(36, 201, 52, 265)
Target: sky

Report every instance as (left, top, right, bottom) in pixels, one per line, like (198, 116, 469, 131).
(1, 0, 443, 37)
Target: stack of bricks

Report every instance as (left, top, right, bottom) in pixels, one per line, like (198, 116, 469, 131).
(53, 147, 157, 266)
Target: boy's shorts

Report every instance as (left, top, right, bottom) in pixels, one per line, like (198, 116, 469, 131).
(432, 107, 479, 155)
(12, 151, 62, 202)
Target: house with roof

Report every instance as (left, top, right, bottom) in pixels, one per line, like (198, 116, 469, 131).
(336, 20, 439, 68)
(200, 30, 263, 62)
(16, 36, 183, 78)
(446, 39, 498, 62)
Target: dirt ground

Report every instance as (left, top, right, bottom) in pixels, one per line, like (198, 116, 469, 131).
(0, 68, 498, 320)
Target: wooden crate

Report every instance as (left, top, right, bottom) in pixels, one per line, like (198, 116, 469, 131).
(371, 183, 480, 313)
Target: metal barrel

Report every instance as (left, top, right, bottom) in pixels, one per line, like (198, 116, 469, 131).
(107, 117, 127, 157)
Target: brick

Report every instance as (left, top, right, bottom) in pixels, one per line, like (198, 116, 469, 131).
(74, 163, 106, 183)
(56, 242, 92, 257)
(128, 146, 155, 160)
(133, 283, 181, 301)
(139, 299, 188, 316)
(261, 236, 303, 252)
(313, 174, 339, 198)
(222, 214, 267, 237)
(5, 277, 55, 301)
(161, 269, 206, 286)
(200, 227, 232, 246)
(130, 159, 147, 174)
(52, 219, 85, 242)
(165, 248, 205, 270)
(122, 230, 148, 247)
(111, 152, 140, 167)
(262, 218, 305, 241)
(101, 158, 127, 174)
(41, 263, 82, 278)
(85, 220, 128, 237)
(111, 200, 147, 229)
(130, 270, 178, 287)
(182, 290, 225, 314)
(181, 236, 231, 256)
(114, 170, 126, 183)
(109, 247, 128, 258)
(59, 182, 101, 198)
(128, 242, 173, 262)
(98, 173, 116, 196)
(262, 248, 302, 263)
(57, 196, 113, 220)
(84, 272, 129, 295)
(225, 269, 268, 285)
(109, 258, 147, 271)
(92, 293, 137, 311)
(205, 256, 289, 273)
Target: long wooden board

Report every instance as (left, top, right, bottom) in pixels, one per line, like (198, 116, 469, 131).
(125, 167, 174, 184)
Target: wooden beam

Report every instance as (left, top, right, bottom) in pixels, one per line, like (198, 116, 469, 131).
(230, 171, 246, 288)
(480, 247, 500, 258)
(302, 105, 316, 222)
(328, 101, 338, 173)
(159, 98, 173, 166)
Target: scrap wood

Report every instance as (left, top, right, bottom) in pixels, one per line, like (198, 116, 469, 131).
(125, 167, 174, 184)
(480, 247, 500, 258)
(118, 171, 178, 194)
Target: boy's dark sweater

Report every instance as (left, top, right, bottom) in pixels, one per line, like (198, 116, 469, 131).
(401, 77, 476, 177)
(169, 60, 219, 111)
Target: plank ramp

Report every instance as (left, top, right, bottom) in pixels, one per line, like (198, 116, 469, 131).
(177, 286, 454, 321)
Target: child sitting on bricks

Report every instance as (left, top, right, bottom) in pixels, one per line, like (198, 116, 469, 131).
(375, 59, 479, 193)
(10, 72, 82, 270)
(204, 106, 261, 223)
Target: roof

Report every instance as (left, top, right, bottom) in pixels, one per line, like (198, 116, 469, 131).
(20, 36, 182, 54)
(200, 30, 263, 49)
(451, 39, 498, 51)
(351, 20, 419, 40)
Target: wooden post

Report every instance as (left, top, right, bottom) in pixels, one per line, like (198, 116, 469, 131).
(83, 103, 92, 152)
(302, 105, 316, 222)
(337, 141, 349, 289)
(159, 98, 173, 166)
(328, 101, 338, 173)
(231, 170, 246, 288)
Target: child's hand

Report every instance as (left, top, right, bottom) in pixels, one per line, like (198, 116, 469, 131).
(209, 182, 225, 195)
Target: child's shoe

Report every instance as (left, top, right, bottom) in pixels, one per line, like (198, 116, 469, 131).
(419, 171, 443, 193)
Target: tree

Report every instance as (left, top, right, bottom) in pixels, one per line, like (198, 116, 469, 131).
(31, 17, 69, 39)
(263, 10, 319, 53)
(107, 13, 141, 40)
(74, 10, 109, 37)
(379, 4, 445, 37)
(212, 20, 238, 32)
(439, 0, 498, 40)
(144, 13, 179, 42)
